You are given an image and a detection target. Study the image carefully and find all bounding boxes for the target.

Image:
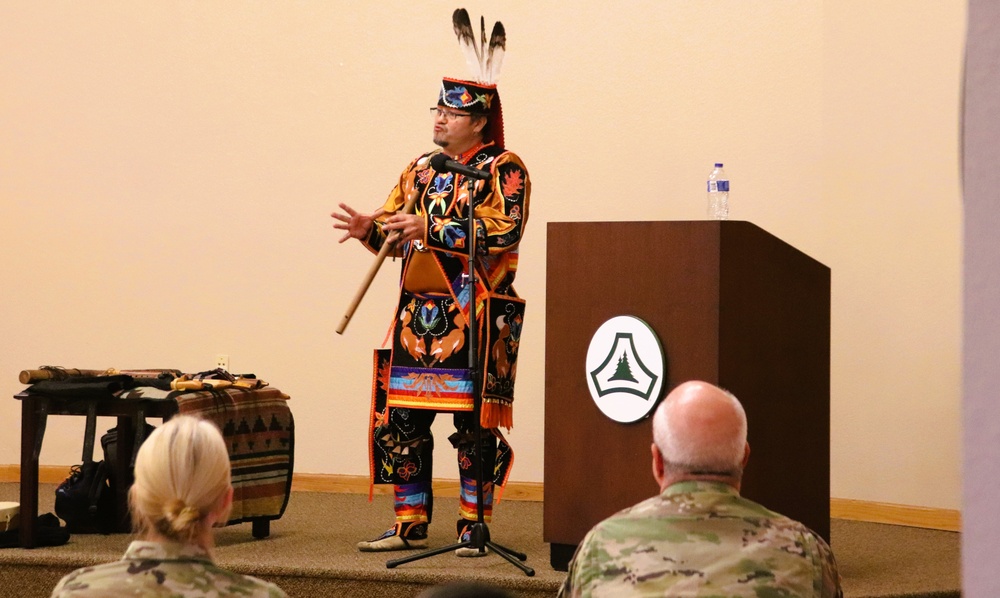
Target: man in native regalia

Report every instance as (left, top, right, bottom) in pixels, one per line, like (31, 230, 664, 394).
(331, 9, 529, 556)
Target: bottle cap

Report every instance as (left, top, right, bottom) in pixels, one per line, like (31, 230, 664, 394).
(715, 163, 723, 167)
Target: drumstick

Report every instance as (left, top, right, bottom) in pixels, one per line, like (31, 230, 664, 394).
(336, 191, 419, 335)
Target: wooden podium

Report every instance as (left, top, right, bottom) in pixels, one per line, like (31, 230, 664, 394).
(543, 220, 831, 570)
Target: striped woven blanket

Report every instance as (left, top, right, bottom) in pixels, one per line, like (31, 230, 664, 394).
(171, 387, 294, 524)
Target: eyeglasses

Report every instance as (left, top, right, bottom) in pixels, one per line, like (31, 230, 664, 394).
(429, 107, 473, 121)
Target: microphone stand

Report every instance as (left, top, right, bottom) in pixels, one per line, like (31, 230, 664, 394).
(386, 169, 534, 576)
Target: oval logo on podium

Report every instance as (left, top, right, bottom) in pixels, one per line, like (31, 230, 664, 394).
(586, 316, 665, 423)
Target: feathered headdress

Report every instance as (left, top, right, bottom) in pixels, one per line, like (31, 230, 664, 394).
(438, 8, 508, 147)
(452, 8, 506, 85)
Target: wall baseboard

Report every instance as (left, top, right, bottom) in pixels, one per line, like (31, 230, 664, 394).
(0, 465, 75, 485)
(830, 497, 960, 532)
(290, 472, 546, 502)
(0, 466, 958, 532)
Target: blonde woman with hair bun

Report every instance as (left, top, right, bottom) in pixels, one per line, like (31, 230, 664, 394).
(52, 416, 287, 597)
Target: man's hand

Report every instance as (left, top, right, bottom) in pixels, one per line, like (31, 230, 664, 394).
(331, 203, 384, 243)
(382, 212, 426, 245)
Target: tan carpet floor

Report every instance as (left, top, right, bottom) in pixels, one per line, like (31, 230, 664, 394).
(0, 483, 960, 597)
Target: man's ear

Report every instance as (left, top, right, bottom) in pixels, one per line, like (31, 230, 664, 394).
(741, 442, 751, 468)
(473, 116, 487, 136)
(651, 443, 666, 488)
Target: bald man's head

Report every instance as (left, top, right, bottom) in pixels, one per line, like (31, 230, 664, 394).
(651, 381, 749, 488)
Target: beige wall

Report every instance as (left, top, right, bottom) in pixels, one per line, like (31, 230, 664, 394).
(0, 1, 964, 510)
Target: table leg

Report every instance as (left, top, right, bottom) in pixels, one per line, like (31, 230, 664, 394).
(82, 402, 97, 462)
(114, 415, 135, 533)
(130, 408, 146, 469)
(19, 397, 46, 548)
(252, 518, 270, 539)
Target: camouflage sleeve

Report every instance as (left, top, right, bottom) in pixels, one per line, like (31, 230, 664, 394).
(810, 531, 843, 598)
(556, 529, 599, 598)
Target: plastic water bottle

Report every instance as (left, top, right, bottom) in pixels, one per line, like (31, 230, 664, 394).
(707, 163, 730, 220)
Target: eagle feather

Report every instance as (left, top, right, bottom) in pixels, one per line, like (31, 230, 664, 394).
(480, 16, 488, 81)
(452, 9, 482, 82)
(487, 21, 506, 84)
(450, 8, 506, 85)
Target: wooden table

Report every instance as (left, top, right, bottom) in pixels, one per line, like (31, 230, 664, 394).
(15, 390, 178, 548)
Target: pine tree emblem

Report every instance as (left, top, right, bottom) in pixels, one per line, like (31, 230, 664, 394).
(586, 316, 666, 423)
(608, 353, 638, 383)
(589, 332, 660, 401)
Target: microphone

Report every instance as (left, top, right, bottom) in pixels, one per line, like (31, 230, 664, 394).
(429, 152, 491, 180)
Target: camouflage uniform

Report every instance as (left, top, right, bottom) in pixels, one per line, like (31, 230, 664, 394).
(558, 481, 842, 598)
(51, 540, 286, 597)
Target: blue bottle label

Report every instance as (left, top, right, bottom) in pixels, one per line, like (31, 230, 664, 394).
(707, 180, 729, 193)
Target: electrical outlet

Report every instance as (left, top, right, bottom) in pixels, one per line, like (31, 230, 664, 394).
(215, 354, 230, 372)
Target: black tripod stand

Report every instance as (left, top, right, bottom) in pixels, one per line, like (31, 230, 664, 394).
(386, 163, 534, 576)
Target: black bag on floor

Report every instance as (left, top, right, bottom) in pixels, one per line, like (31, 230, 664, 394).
(0, 513, 70, 548)
(100, 422, 156, 486)
(54, 417, 157, 534)
(54, 460, 115, 534)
